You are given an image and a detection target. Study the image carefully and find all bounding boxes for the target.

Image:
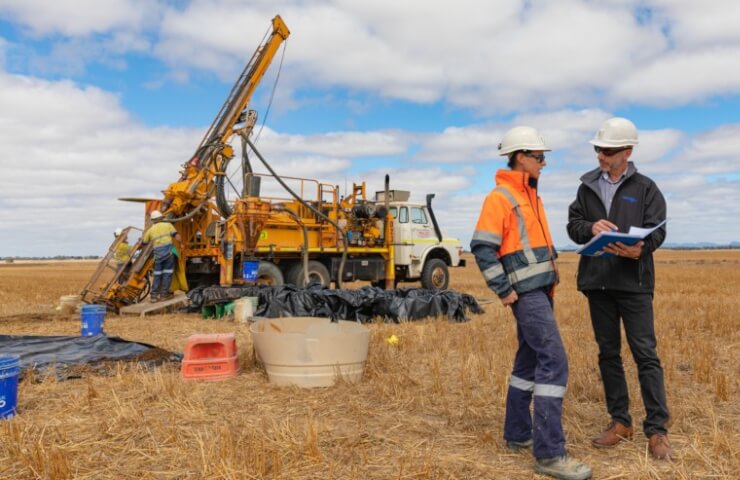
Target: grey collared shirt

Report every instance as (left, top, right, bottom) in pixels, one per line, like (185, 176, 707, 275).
(599, 170, 627, 214)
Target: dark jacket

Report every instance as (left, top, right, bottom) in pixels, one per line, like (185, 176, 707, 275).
(567, 162, 666, 293)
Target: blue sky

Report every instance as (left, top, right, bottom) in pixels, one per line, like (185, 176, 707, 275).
(0, 0, 739, 256)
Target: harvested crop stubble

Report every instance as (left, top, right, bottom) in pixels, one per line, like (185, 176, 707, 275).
(0, 252, 738, 479)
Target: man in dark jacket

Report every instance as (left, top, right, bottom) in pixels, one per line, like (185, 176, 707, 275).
(567, 117, 673, 461)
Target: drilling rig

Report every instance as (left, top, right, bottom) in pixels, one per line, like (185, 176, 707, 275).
(80, 15, 465, 311)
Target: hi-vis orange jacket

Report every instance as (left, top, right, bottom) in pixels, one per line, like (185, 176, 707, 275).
(471, 170, 558, 298)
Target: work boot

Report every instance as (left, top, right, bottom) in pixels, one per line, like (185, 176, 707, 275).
(160, 293, 174, 301)
(506, 438, 533, 450)
(648, 433, 674, 460)
(150, 294, 159, 303)
(534, 456, 592, 480)
(591, 420, 634, 448)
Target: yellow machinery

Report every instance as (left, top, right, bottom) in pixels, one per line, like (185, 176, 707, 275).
(81, 15, 398, 311)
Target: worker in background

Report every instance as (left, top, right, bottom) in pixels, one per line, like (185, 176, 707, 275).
(471, 127, 591, 480)
(113, 228, 131, 269)
(567, 117, 672, 460)
(142, 210, 180, 302)
(113, 228, 131, 284)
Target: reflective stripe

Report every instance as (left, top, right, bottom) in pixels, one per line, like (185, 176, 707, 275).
(494, 187, 537, 264)
(534, 384, 566, 398)
(153, 271, 163, 276)
(161, 269, 174, 274)
(472, 230, 502, 246)
(507, 261, 555, 285)
(483, 263, 505, 281)
(510, 375, 535, 392)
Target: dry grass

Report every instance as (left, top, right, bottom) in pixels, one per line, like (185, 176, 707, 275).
(0, 251, 738, 479)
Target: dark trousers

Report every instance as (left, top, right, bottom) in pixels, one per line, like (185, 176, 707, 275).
(504, 288, 568, 459)
(152, 252, 175, 297)
(585, 290, 669, 436)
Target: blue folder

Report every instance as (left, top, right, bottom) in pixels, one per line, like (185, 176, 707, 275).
(575, 232, 642, 257)
(576, 220, 666, 257)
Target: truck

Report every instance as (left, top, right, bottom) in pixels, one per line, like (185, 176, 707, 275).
(79, 15, 465, 311)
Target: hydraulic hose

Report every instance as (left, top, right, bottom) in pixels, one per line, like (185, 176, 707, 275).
(246, 138, 348, 289)
(274, 205, 309, 285)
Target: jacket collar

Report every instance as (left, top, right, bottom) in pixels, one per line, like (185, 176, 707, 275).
(580, 161, 637, 188)
(495, 169, 537, 193)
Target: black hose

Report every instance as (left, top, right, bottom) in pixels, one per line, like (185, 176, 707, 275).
(274, 205, 309, 285)
(246, 138, 348, 289)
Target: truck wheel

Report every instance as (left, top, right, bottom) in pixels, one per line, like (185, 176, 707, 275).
(289, 260, 330, 288)
(257, 262, 284, 286)
(421, 259, 449, 290)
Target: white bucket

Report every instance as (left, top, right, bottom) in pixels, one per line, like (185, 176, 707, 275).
(59, 295, 81, 315)
(250, 317, 370, 388)
(234, 297, 254, 323)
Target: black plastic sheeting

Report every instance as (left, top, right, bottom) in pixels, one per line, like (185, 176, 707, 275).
(187, 284, 484, 322)
(0, 335, 182, 380)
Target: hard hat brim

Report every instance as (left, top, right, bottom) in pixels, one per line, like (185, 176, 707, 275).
(589, 139, 639, 148)
(498, 146, 552, 156)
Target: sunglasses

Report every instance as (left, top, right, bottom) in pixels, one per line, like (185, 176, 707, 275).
(521, 150, 546, 163)
(594, 146, 630, 156)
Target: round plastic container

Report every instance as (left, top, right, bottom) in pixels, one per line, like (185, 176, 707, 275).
(250, 317, 370, 388)
(0, 355, 21, 419)
(80, 304, 106, 336)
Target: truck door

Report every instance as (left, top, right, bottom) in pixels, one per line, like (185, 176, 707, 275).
(408, 206, 437, 271)
(390, 206, 411, 266)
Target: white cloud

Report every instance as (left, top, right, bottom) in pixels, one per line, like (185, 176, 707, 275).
(613, 47, 740, 105)
(2, 1, 740, 110)
(0, 0, 159, 37)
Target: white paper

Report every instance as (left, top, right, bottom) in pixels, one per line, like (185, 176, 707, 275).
(626, 220, 667, 238)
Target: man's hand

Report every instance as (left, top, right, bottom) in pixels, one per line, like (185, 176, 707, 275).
(592, 219, 618, 235)
(604, 241, 643, 260)
(500, 290, 518, 307)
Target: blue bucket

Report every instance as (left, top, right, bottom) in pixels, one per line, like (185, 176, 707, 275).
(243, 260, 259, 281)
(0, 355, 20, 419)
(81, 304, 106, 336)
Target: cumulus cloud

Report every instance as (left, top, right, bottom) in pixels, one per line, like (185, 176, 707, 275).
(0, 0, 159, 36)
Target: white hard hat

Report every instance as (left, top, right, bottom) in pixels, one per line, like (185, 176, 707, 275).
(114, 228, 123, 236)
(590, 117, 639, 148)
(150, 210, 163, 220)
(498, 126, 551, 155)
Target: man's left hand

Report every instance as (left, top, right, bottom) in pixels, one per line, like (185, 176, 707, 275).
(604, 240, 643, 259)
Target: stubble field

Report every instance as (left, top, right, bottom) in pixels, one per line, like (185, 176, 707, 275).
(0, 250, 738, 479)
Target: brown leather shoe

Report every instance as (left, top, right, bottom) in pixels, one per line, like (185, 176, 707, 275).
(649, 433, 674, 460)
(591, 420, 634, 448)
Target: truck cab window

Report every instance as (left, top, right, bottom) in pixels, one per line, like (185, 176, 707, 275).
(389, 207, 398, 219)
(411, 207, 427, 224)
(399, 207, 409, 223)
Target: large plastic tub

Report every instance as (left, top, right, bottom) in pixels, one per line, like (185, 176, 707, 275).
(250, 317, 370, 388)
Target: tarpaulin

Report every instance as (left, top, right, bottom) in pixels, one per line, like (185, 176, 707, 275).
(0, 335, 181, 379)
(187, 284, 484, 322)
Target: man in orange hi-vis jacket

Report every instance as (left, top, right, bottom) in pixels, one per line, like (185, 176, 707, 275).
(471, 126, 591, 480)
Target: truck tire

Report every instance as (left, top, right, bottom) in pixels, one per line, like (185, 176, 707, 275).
(421, 258, 449, 290)
(257, 261, 284, 286)
(288, 260, 330, 288)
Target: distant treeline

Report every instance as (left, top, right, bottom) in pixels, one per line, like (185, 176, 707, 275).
(1, 256, 101, 262)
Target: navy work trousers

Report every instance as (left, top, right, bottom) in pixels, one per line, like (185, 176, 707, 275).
(151, 248, 175, 297)
(504, 288, 569, 459)
(585, 289, 669, 436)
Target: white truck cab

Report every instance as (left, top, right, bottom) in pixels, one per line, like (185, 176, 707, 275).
(378, 190, 466, 290)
